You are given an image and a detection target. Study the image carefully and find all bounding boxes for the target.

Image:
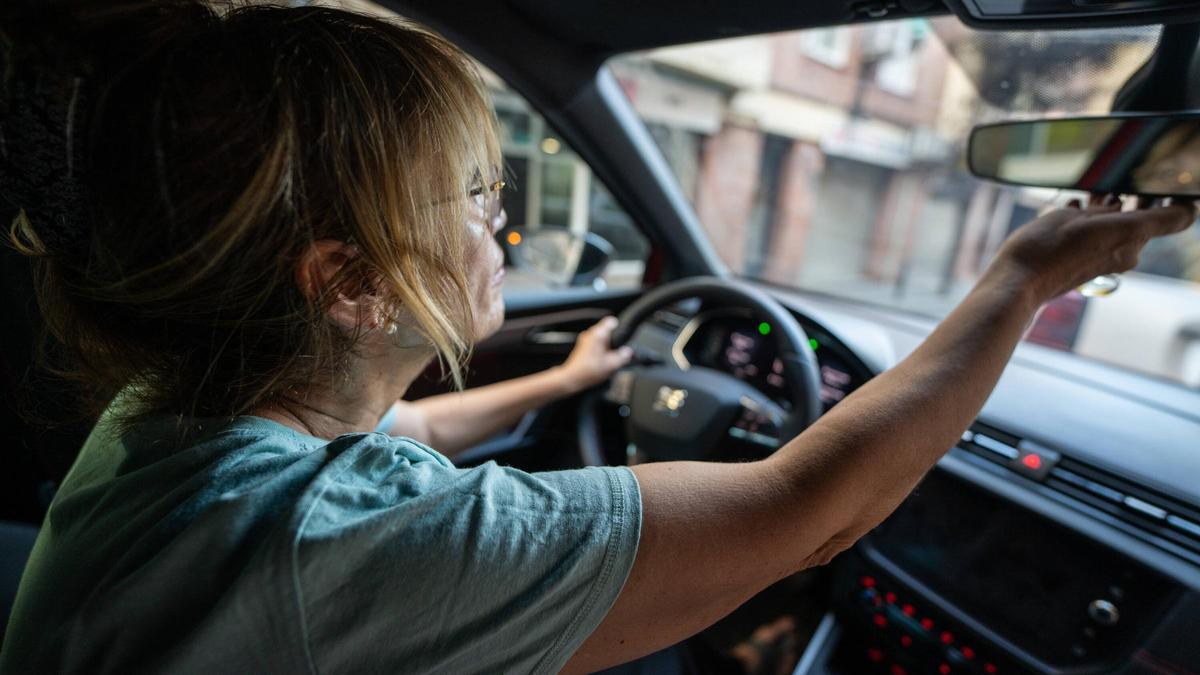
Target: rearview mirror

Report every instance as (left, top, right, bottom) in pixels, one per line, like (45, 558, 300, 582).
(500, 226, 614, 289)
(968, 113, 1200, 197)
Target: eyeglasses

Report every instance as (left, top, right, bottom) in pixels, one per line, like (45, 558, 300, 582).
(469, 180, 506, 225)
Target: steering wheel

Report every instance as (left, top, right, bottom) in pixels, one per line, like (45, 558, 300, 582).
(580, 276, 823, 466)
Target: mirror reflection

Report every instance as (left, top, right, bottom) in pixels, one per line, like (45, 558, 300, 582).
(969, 114, 1200, 196)
(500, 226, 614, 289)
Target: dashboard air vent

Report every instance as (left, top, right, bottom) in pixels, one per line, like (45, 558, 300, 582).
(959, 422, 1200, 561)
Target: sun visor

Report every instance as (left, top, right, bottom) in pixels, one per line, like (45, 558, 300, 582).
(944, 0, 1200, 29)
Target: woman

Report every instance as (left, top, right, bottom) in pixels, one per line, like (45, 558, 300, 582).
(1, 2, 1193, 673)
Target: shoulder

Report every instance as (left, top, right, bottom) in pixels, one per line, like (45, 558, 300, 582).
(290, 459, 642, 674)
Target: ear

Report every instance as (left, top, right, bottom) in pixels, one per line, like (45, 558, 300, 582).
(296, 239, 377, 331)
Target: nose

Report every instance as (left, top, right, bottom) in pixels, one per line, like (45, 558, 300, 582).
(490, 207, 508, 235)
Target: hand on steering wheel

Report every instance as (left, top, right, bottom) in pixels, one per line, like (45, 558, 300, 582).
(580, 276, 823, 466)
(558, 317, 635, 390)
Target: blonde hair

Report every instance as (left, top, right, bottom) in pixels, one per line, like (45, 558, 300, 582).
(6, 1, 502, 425)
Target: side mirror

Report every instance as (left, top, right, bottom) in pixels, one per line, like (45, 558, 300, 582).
(500, 226, 614, 289)
(968, 112, 1200, 197)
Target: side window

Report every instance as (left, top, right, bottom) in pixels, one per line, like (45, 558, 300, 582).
(297, 0, 650, 295)
(488, 84, 651, 294)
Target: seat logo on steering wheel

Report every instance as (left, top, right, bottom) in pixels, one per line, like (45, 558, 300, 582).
(653, 386, 688, 417)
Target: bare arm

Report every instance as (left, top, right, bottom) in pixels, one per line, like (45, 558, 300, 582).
(563, 198, 1197, 673)
(387, 317, 632, 456)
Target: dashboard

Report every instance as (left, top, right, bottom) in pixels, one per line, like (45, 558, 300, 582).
(771, 292, 1200, 675)
(672, 310, 867, 412)
(629, 293, 1200, 675)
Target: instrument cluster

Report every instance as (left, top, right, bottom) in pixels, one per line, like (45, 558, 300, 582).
(674, 311, 866, 412)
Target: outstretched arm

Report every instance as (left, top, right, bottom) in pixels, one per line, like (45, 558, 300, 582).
(385, 317, 632, 456)
(564, 198, 1197, 673)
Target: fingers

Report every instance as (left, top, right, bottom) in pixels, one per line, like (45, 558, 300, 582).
(593, 315, 619, 335)
(1087, 192, 1122, 211)
(610, 345, 634, 369)
(1171, 198, 1199, 230)
(1074, 195, 1196, 238)
(584, 315, 618, 345)
(589, 316, 633, 365)
(1124, 199, 1197, 238)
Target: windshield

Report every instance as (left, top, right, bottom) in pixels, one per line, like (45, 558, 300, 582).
(610, 19, 1200, 389)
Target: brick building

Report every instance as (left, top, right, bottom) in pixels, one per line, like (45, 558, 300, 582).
(610, 19, 1157, 314)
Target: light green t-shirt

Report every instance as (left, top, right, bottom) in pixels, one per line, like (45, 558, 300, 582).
(0, 413, 641, 674)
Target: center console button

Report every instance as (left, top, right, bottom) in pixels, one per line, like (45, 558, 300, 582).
(1087, 599, 1120, 626)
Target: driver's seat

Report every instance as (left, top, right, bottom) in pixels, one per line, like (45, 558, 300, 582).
(0, 520, 38, 643)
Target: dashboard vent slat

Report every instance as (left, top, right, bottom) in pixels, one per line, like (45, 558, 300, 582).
(961, 422, 1200, 560)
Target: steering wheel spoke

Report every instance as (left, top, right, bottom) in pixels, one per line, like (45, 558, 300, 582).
(603, 368, 638, 405)
(729, 395, 785, 449)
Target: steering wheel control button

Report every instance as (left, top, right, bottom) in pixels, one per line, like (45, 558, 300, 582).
(728, 396, 785, 447)
(1011, 440, 1060, 481)
(728, 426, 779, 448)
(604, 370, 635, 404)
(631, 348, 663, 367)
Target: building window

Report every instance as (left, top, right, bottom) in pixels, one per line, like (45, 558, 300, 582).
(802, 29, 851, 69)
(871, 22, 921, 97)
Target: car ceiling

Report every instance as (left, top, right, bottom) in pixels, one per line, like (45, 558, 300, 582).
(391, 0, 1200, 110)
(397, 0, 945, 63)
(499, 0, 947, 55)
(388, 0, 950, 109)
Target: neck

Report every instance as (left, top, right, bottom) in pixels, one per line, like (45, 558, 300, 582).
(254, 341, 437, 440)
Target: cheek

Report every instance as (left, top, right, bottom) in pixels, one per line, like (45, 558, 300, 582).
(471, 276, 504, 342)
(466, 236, 505, 339)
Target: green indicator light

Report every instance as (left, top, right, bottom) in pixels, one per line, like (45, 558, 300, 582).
(757, 322, 771, 336)
(809, 338, 820, 351)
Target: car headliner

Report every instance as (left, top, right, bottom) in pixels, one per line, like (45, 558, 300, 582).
(393, 1, 946, 69)
(389, 0, 1200, 62)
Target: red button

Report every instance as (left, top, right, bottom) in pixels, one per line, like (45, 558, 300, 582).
(902, 604, 916, 617)
(866, 648, 884, 663)
(984, 664, 998, 674)
(940, 631, 954, 645)
(885, 592, 897, 604)
(861, 575, 877, 588)
(1022, 454, 1043, 470)
(938, 664, 951, 675)
(900, 635, 913, 648)
(920, 618, 935, 631)
(961, 646, 976, 660)
(874, 614, 888, 628)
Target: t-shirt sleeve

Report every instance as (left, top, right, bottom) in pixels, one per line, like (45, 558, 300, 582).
(289, 433, 642, 674)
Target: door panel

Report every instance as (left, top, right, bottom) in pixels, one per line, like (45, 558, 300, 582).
(403, 289, 642, 470)
(406, 289, 642, 398)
